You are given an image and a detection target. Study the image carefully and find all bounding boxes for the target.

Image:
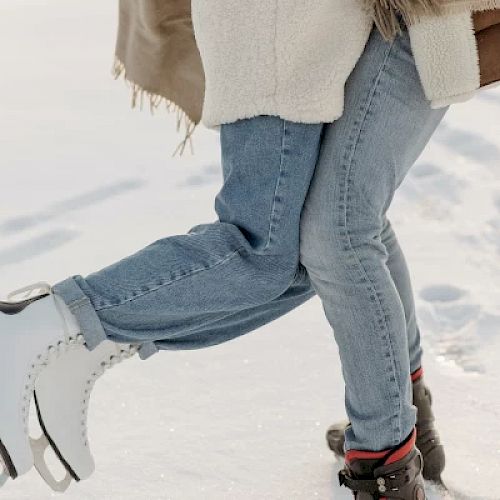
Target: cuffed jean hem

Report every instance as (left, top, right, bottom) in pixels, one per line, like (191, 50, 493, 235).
(137, 342, 159, 360)
(53, 277, 158, 360)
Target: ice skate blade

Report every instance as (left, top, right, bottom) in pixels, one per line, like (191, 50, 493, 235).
(0, 456, 9, 488)
(0, 438, 17, 481)
(0, 471, 8, 488)
(30, 436, 73, 492)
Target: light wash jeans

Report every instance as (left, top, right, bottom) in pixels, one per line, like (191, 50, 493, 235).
(300, 28, 447, 451)
(54, 27, 446, 452)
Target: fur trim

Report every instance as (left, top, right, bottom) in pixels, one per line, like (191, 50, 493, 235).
(409, 11, 480, 107)
(112, 58, 196, 156)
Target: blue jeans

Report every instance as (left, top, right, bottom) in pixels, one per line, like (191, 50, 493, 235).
(300, 28, 446, 451)
(54, 28, 446, 451)
(55, 117, 323, 359)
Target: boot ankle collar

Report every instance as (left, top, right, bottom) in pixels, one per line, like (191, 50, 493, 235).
(345, 429, 416, 466)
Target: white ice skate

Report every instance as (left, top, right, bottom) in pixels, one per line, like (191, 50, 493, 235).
(0, 284, 138, 492)
(0, 283, 84, 486)
(32, 338, 137, 491)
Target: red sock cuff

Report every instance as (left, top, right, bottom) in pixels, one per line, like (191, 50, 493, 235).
(384, 429, 416, 465)
(411, 367, 424, 383)
(345, 447, 389, 464)
(345, 429, 416, 465)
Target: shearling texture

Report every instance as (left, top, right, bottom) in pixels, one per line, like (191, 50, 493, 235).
(190, 0, 373, 127)
(409, 12, 481, 107)
(114, 0, 500, 141)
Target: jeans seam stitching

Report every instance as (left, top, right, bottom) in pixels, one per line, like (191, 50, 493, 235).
(95, 246, 246, 311)
(68, 297, 89, 310)
(341, 39, 403, 446)
(264, 119, 287, 251)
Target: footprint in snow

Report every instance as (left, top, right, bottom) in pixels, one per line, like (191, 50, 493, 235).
(420, 284, 466, 303)
(478, 90, 500, 105)
(0, 229, 79, 268)
(179, 164, 222, 188)
(410, 162, 442, 179)
(418, 285, 485, 374)
(0, 179, 146, 236)
(433, 122, 500, 168)
(397, 163, 463, 220)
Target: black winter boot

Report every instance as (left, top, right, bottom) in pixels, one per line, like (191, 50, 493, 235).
(339, 431, 426, 499)
(327, 370, 445, 482)
(412, 375, 445, 481)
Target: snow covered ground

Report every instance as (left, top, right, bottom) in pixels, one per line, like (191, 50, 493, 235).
(1, 1, 500, 499)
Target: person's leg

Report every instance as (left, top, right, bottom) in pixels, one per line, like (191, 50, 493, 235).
(381, 219, 422, 375)
(53, 116, 324, 357)
(153, 213, 425, 353)
(300, 26, 447, 453)
(154, 218, 425, 354)
(140, 155, 425, 353)
(155, 264, 314, 350)
(325, 217, 446, 483)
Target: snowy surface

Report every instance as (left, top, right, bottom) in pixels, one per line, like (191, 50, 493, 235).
(1, 1, 500, 499)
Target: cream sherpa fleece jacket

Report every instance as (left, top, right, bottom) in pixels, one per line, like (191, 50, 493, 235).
(191, 1, 373, 127)
(115, 0, 500, 136)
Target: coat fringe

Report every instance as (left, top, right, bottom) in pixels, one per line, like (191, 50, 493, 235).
(366, 0, 443, 40)
(367, 0, 500, 40)
(112, 57, 197, 156)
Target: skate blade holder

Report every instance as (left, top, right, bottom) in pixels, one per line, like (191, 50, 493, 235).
(30, 436, 73, 492)
(0, 459, 9, 488)
(0, 440, 16, 488)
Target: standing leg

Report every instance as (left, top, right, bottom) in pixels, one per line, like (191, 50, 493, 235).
(325, 217, 446, 483)
(300, 27, 447, 453)
(382, 219, 422, 375)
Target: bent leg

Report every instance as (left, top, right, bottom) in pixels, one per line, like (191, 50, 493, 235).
(54, 117, 323, 356)
(300, 27, 446, 451)
(155, 264, 315, 350)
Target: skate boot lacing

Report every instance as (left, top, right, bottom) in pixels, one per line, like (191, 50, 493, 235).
(22, 335, 85, 434)
(80, 345, 139, 447)
(6, 283, 87, 436)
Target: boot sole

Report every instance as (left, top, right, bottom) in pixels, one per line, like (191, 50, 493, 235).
(0, 437, 17, 479)
(34, 392, 80, 483)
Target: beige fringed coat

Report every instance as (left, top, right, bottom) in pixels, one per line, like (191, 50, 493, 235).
(114, 0, 500, 138)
